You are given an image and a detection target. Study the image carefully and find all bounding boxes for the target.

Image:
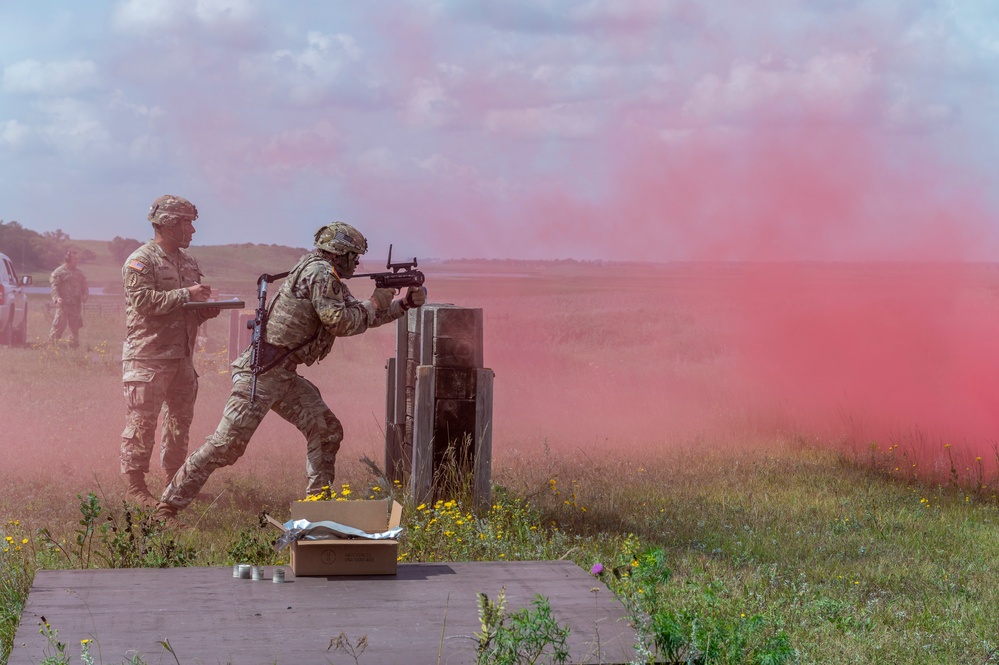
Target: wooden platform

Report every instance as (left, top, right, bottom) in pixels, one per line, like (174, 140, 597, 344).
(11, 561, 639, 664)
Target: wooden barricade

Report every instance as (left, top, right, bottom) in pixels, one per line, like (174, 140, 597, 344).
(385, 304, 493, 514)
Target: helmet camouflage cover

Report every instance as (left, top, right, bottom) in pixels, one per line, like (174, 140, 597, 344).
(148, 195, 198, 227)
(314, 221, 368, 255)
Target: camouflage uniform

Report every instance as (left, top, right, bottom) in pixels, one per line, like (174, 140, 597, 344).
(161, 250, 409, 509)
(48, 262, 89, 347)
(120, 240, 214, 480)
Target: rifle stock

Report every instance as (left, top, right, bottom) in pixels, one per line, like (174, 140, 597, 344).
(247, 271, 289, 402)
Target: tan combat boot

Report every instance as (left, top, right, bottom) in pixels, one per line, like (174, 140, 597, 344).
(155, 501, 187, 531)
(124, 472, 158, 510)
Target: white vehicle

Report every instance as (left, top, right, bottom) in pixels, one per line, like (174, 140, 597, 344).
(0, 251, 32, 345)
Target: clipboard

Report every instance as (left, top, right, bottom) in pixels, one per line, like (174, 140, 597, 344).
(181, 299, 246, 310)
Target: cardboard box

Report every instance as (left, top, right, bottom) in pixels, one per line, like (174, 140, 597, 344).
(275, 498, 403, 576)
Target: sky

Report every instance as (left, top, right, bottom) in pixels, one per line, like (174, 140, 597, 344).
(2, 0, 999, 261)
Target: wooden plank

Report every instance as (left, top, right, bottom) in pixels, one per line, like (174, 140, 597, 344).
(420, 306, 435, 367)
(474, 368, 494, 516)
(411, 365, 436, 505)
(11, 561, 638, 665)
(383, 357, 403, 481)
(393, 315, 407, 426)
(432, 307, 484, 368)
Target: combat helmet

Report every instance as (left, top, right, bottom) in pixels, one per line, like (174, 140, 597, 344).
(314, 222, 368, 256)
(148, 195, 198, 227)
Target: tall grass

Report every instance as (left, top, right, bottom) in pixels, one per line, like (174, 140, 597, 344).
(3, 443, 999, 664)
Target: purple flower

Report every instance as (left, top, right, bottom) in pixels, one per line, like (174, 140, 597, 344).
(590, 563, 604, 576)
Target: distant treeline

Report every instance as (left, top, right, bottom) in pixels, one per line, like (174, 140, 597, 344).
(0, 220, 142, 272)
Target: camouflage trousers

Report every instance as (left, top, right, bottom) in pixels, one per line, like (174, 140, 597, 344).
(49, 303, 83, 346)
(161, 364, 343, 510)
(120, 358, 198, 477)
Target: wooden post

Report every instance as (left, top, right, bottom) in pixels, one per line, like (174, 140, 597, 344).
(412, 365, 436, 505)
(474, 368, 494, 515)
(228, 309, 253, 363)
(383, 357, 402, 482)
(385, 316, 409, 483)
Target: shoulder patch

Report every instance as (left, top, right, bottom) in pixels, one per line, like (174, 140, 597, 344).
(325, 274, 343, 300)
(127, 259, 147, 273)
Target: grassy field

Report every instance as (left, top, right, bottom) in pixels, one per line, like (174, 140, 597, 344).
(2, 260, 999, 663)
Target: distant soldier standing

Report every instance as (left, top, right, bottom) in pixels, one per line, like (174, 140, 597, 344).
(48, 248, 89, 348)
(157, 221, 425, 525)
(120, 195, 220, 508)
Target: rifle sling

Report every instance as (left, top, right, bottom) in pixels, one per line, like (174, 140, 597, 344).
(251, 260, 325, 378)
(253, 333, 319, 377)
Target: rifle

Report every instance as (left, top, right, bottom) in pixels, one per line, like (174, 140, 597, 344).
(351, 244, 425, 290)
(247, 271, 289, 402)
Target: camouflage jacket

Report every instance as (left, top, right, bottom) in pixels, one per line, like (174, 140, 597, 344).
(121, 240, 212, 360)
(248, 251, 406, 369)
(49, 264, 88, 305)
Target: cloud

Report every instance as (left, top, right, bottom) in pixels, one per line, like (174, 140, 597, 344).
(419, 153, 512, 199)
(445, 0, 683, 36)
(530, 62, 621, 96)
(193, 0, 256, 23)
(683, 50, 878, 124)
(240, 30, 379, 107)
(404, 77, 457, 128)
(484, 103, 600, 138)
(0, 120, 32, 149)
(275, 31, 362, 73)
(884, 94, 959, 132)
(357, 147, 403, 177)
(257, 121, 344, 175)
(2, 59, 99, 95)
(109, 90, 165, 119)
(35, 98, 110, 155)
(112, 0, 255, 32)
(112, 0, 176, 30)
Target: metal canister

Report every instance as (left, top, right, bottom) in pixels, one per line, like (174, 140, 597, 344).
(272, 568, 286, 584)
(251, 565, 264, 581)
(238, 564, 251, 579)
(232, 564, 241, 578)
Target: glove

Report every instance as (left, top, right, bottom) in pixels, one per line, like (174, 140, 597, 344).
(405, 286, 426, 309)
(370, 287, 394, 311)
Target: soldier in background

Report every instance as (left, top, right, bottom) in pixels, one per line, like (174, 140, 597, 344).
(48, 248, 89, 348)
(156, 221, 425, 526)
(120, 195, 220, 508)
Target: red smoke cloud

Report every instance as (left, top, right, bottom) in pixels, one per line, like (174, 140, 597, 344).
(424, 115, 999, 471)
